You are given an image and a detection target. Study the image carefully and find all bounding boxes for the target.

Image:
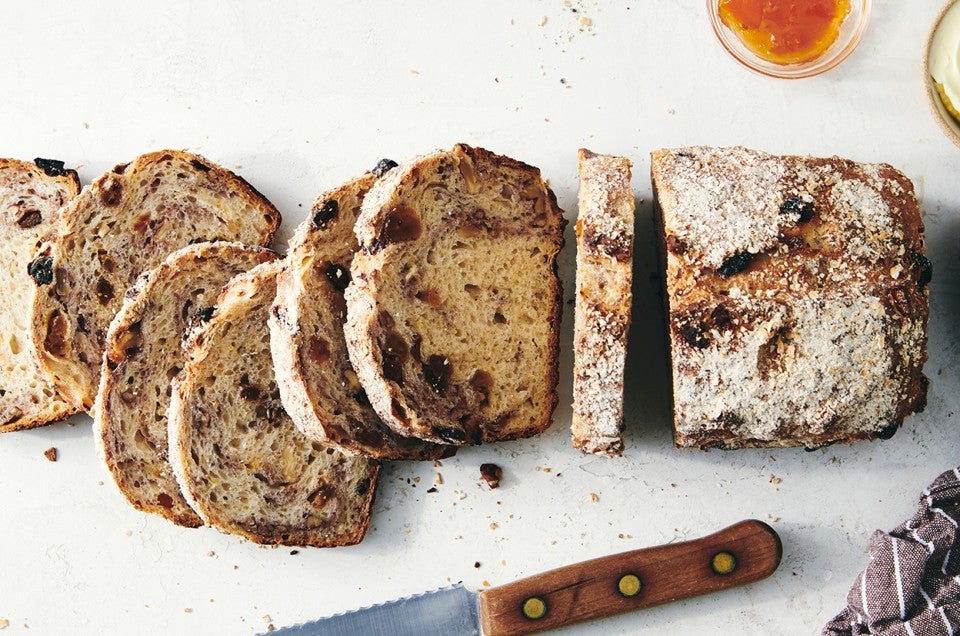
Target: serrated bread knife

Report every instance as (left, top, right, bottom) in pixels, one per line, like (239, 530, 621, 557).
(270, 519, 781, 635)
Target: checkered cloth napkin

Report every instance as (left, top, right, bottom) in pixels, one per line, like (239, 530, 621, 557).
(823, 467, 960, 635)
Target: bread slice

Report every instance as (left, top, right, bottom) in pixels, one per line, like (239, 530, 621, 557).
(0, 159, 80, 431)
(572, 149, 634, 456)
(94, 242, 278, 528)
(270, 172, 453, 460)
(345, 144, 565, 445)
(168, 261, 380, 547)
(651, 146, 929, 449)
(30, 150, 281, 412)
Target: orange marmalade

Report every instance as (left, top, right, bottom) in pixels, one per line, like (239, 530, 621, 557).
(718, 0, 852, 65)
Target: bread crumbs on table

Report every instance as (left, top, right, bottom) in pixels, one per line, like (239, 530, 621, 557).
(184, 608, 192, 614)
(769, 475, 782, 485)
(262, 615, 272, 623)
(490, 522, 499, 530)
(0, 618, 8, 629)
(43, 447, 57, 462)
(435, 473, 443, 485)
(206, 550, 215, 557)
(590, 492, 599, 503)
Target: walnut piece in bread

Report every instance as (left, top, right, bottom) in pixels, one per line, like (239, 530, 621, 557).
(31, 150, 281, 411)
(652, 146, 929, 449)
(572, 149, 634, 456)
(0, 158, 79, 431)
(270, 172, 453, 460)
(345, 144, 565, 445)
(94, 242, 278, 528)
(169, 261, 380, 547)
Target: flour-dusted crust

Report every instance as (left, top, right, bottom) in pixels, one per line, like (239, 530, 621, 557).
(270, 172, 453, 460)
(572, 149, 634, 456)
(0, 159, 79, 431)
(345, 144, 565, 445)
(30, 150, 281, 411)
(651, 146, 929, 449)
(94, 242, 278, 528)
(169, 261, 380, 547)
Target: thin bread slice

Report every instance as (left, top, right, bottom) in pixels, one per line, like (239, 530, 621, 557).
(572, 149, 634, 456)
(345, 144, 565, 445)
(94, 242, 278, 528)
(270, 172, 453, 460)
(31, 150, 281, 411)
(651, 146, 929, 449)
(169, 261, 380, 547)
(0, 159, 80, 431)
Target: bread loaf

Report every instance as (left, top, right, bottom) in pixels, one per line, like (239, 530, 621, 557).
(651, 146, 929, 449)
(345, 144, 565, 445)
(169, 261, 380, 547)
(270, 172, 453, 460)
(572, 149, 634, 456)
(0, 158, 79, 431)
(31, 150, 280, 411)
(94, 242, 278, 527)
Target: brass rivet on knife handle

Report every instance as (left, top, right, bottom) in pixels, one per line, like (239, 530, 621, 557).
(520, 596, 547, 620)
(617, 574, 642, 597)
(476, 519, 781, 636)
(710, 551, 737, 575)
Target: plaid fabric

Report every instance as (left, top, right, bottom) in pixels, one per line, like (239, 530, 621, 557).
(824, 468, 960, 636)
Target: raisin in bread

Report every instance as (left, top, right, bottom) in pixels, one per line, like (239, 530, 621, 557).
(94, 242, 278, 527)
(0, 159, 80, 431)
(30, 150, 281, 411)
(572, 149, 634, 456)
(168, 261, 380, 547)
(651, 146, 929, 450)
(270, 172, 452, 460)
(345, 144, 565, 445)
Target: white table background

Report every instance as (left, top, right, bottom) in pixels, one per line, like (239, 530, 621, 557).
(1, 1, 958, 634)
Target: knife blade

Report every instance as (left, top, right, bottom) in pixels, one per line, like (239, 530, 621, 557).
(270, 519, 781, 636)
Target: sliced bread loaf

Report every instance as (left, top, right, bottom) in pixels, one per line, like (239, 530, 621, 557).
(94, 242, 278, 528)
(270, 172, 453, 460)
(345, 144, 565, 445)
(0, 159, 80, 431)
(572, 149, 634, 456)
(651, 146, 929, 449)
(168, 261, 380, 547)
(31, 150, 281, 411)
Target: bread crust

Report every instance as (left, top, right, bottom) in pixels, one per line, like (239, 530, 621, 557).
(0, 158, 80, 431)
(572, 149, 634, 456)
(94, 242, 278, 528)
(30, 150, 281, 411)
(270, 173, 453, 460)
(651, 146, 929, 450)
(345, 144, 565, 445)
(169, 261, 380, 547)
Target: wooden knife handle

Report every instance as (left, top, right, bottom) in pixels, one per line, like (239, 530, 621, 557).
(477, 519, 781, 636)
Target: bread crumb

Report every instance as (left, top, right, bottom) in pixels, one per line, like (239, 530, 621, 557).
(454, 489, 467, 500)
(263, 615, 272, 623)
(267, 625, 275, 632)
(0, 619, 8, 629)
(769, 475, 782, 485)
(43, 447, 57, 462)
(490, 522, 499, 530)
(579, 16, 591, 27)
(482, 580, 491, 587)
(539, 15, 548, 26)
(590, 492, 599, 503)
(82, 122, 90, 129)
(184, 608, 192, 614)
(435, 473, 443, 485)
(434, 460, 443, 467)
(768, 515, 781, 522)
(125, 529, 133, 537)
(480, 463, 502, 489)
(206, 550, 215, 557)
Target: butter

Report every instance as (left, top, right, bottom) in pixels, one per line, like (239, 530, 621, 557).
(930, 2, 960, 122)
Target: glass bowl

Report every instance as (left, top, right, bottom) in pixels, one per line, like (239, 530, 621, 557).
(924, 0, 960, 149)
(707, 0, 872, 79)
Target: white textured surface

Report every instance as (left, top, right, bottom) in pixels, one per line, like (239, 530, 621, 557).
(0, 1, 958, 634)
